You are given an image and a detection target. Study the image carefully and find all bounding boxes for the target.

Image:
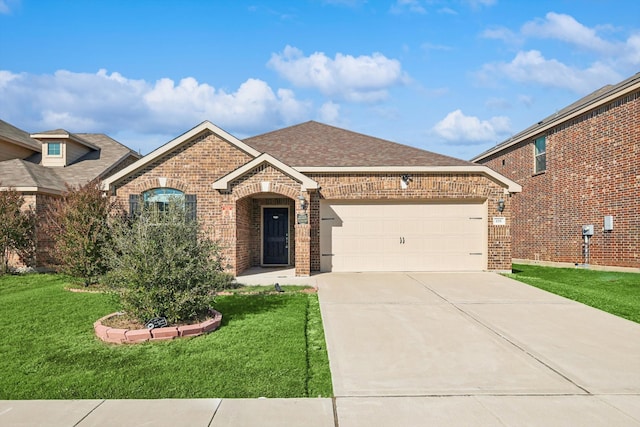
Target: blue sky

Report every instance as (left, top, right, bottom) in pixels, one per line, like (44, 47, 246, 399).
(1, 0, 638, 160)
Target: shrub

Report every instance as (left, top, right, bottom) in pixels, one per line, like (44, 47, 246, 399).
(0, 186, 36, 274)
(42, 180, 115, 285)
(105, 200, 232, 324)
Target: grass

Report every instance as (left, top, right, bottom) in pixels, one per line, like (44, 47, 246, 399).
(507, 264, 640, 323)
(0, 274, 333, 399)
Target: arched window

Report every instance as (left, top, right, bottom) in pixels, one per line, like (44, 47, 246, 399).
(143, 188, 184, 212)
(129, 188, 196, 221)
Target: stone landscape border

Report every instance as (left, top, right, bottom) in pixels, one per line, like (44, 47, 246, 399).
(94, 310, 222, 344)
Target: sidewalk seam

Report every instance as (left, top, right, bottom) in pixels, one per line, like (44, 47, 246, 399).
(73, 399, 106, 426)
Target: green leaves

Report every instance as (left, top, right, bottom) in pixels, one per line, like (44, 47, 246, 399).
(0, 186, 36, 274)
(42, 180, 115, 284)
(106, 200, 232, 323)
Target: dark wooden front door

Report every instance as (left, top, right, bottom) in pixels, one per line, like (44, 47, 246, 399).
(263, 207, 289, 265)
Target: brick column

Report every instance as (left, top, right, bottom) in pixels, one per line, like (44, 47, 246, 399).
(295, 223, 311, 276)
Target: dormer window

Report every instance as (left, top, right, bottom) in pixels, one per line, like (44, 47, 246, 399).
(47, 142, 62, 156)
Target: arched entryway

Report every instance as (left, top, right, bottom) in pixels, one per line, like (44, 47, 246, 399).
(235, 194, 297, 274)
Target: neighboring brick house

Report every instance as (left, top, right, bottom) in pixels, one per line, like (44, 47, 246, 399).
(472, 72, 639, 271)
(0, 119, 140, 268)
(104, 120, 521, 277)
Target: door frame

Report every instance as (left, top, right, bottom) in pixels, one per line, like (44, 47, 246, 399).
(260, 205, 291, 266)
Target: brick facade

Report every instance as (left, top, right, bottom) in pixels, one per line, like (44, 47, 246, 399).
(309, 173, 512, 272)
(112, 125, 516, 275)
(478, 90, 639, 269)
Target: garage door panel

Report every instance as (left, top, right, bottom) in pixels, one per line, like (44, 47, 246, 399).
(320, 201, 487, 272)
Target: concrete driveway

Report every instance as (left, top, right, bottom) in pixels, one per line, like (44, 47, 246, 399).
(317, 272, 640, 426)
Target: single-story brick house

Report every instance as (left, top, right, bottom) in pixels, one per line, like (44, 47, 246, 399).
(472, 72, 639, 271)
(104, 121, 521, 276)
(0, 119, 140, 268)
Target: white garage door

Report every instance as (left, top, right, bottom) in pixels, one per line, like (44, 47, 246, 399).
(320, 200, 487, 272)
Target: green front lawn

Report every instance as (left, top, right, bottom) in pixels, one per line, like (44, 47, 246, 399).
(0, 274, 333, 399)
(507, 264, 640, 323)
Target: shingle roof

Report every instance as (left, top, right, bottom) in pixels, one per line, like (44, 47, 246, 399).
(0, 133, 140, 193)
(55, 133, 140, 187)
(0, 159, 66, 191)
(31, 128, 100, 150)
(244, 121, 473, 167)
(0, 119, 41, 152)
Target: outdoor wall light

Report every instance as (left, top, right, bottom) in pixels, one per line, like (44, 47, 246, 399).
(298, 194, 307, 210)
(400, 174, 413, 190)
(497, 199, 505, 213)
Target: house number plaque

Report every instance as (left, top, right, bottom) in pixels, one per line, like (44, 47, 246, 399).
(297, 213, 308, 224)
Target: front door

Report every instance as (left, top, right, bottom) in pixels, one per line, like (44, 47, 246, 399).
(263, 207, 289, 265)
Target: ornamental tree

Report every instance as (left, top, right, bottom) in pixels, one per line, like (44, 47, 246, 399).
(0, 186, 36, 274)
(105, 199, 232, 324)
(43, 180, 116, 284)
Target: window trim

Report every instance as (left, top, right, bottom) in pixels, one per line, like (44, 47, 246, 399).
(47, 141, 62, 157)
(534, 136, 546, 174)
(130, 188, 196, 222)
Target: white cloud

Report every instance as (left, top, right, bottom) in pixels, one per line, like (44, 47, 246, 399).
(267, 46, 409, 103)
(480, 26, 523, 45)
(484, 97, 511, 110)
(466, 0, 496, 8)
(421, 42, 452, 52)
(317, 101, 341, 124)
(0, 69, 312, 144)
(623, 33, 640, 66)
(433, 109, 511, 144)
(518, 94, 534, 107)
(479, 50, 622, 93)
(478, 13, 639, 92)
(0, 0, 19, 14)
(438, 7, 457, 15)
(390, 0, 426, 14)
(522, 12, 614, 54)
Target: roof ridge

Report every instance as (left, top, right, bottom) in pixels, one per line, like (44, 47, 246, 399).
(76, 133, 140, 157)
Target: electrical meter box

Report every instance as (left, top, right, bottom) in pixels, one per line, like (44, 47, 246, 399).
(582, 224, 594, 236)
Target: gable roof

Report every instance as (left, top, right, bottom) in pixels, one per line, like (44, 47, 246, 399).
(30, 128, 100, 151)
(54, 133, 141, 187)
(0, 119, 41, 152)
(103, 121, 261, 189)
(0, 133, 140, 194)
(244, 121, 473, 167)
(472, 71, 640, 162)
(212, 153, 318, 191)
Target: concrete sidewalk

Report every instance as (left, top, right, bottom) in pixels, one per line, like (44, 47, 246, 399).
(2, 271, 640, 426)
(0, 398, 336, 427)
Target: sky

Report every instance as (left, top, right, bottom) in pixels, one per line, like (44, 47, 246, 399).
(1, 1, 638, 161)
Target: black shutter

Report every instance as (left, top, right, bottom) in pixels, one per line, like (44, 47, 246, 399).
(185, 194, 197, 222)
(129, 194, 140, 218)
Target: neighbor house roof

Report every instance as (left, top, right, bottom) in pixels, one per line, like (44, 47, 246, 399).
(0, 159, 67, 194)
(472, 71, 640, 162)
(0, 119, 41, 152)
(1, 132, 140, 194)
(244, 121, 473, 167)
(30, 128, 100, 151)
